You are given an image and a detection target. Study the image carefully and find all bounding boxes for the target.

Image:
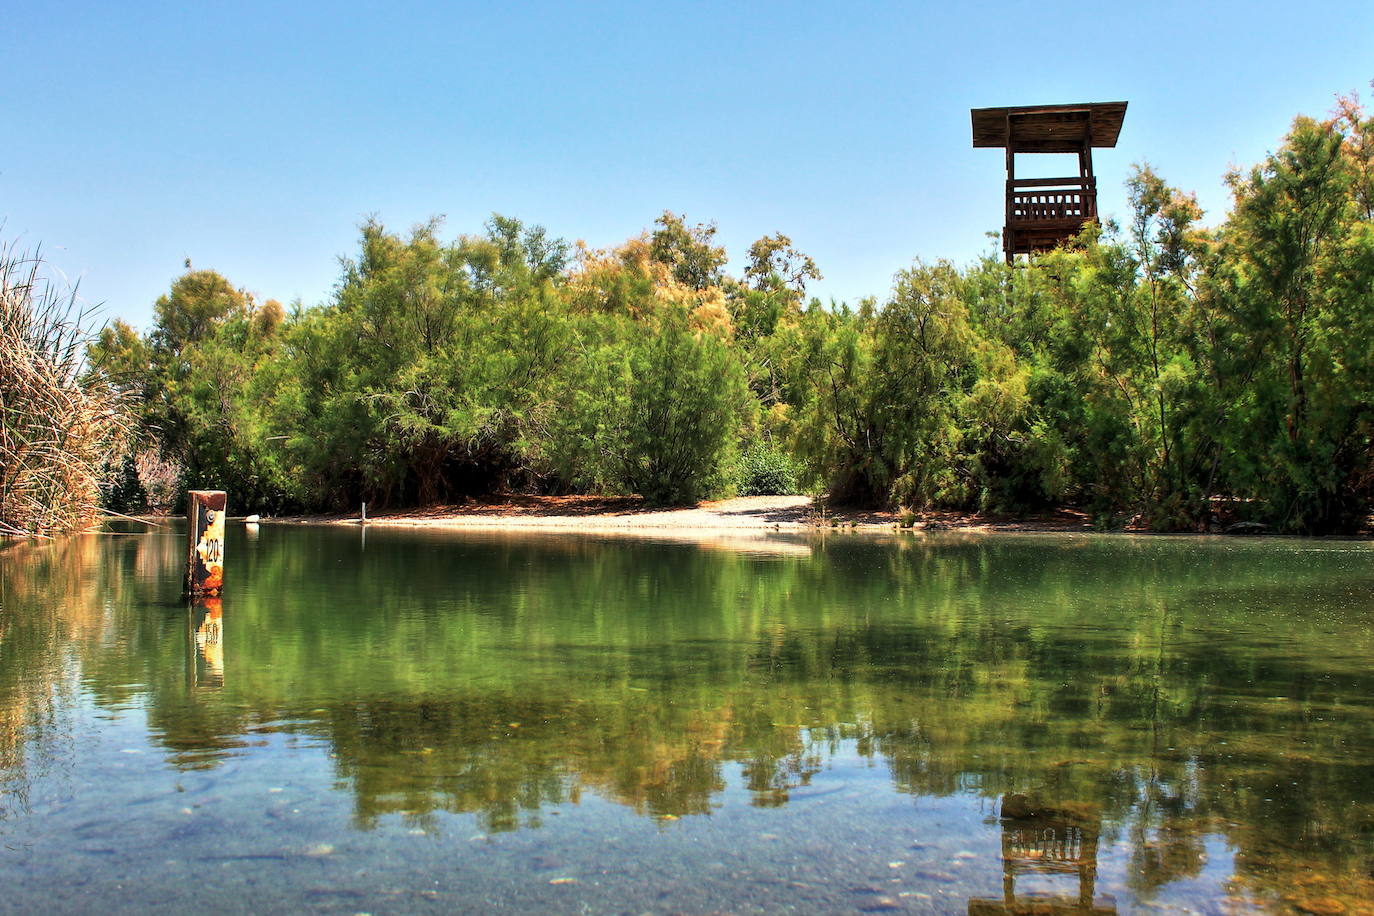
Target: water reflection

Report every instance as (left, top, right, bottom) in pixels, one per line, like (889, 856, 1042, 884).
(967, 795, 1114, 915)
(188, 597, 224, 689)
(2, 528, 1374, 912)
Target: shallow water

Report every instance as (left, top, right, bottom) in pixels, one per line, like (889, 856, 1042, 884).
(2, 525, 1373, 914)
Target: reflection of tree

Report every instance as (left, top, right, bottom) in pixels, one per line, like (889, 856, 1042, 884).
(0, 537, 123, 821)
(4, 529, 1374, 906)
(324, 693, 736, 831)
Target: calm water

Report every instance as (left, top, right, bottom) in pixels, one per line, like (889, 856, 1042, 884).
(2, 525, 1373, 914)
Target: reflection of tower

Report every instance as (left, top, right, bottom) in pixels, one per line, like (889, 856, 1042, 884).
(188, 597, 224, 688)
(968, 794, 1115, 915)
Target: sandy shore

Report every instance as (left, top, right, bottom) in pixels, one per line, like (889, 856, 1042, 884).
(261, 495, 1098, 536)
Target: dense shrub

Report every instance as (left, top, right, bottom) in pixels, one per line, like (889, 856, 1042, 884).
(547, 308, 749, 505)
(736, 443, 801, 496)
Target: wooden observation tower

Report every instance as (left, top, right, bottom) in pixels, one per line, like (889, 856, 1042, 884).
(971, 101, 1127, 262)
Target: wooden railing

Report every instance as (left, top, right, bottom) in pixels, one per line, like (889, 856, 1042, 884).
(1006, 177, 1097, 223)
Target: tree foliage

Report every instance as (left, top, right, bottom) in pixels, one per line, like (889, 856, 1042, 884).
(95, 93, 1374, 531)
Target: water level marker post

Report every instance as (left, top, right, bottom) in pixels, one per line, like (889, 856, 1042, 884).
(186, 490, 227, 596)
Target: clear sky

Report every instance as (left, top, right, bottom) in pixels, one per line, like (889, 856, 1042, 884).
(6, 1, 1373, 329)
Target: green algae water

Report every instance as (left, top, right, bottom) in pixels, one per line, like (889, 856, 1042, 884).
(2, 526, 1373, 915)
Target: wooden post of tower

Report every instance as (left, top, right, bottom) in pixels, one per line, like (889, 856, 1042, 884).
(185, 490, 226, 596)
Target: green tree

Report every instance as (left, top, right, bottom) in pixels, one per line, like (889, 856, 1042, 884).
(151, 269, 250, 355)
(794, 262, 1023, 507)
(1212, 114, 1374, 531)
(264, 218, 571, 508)
(743, 232, 821, 296)
(87, 319, 151, 396)
(547, 307, 748, 505)
(648, 212, 727, 291)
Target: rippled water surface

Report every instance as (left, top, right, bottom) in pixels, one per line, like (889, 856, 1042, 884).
(2, 525, 1373, 914)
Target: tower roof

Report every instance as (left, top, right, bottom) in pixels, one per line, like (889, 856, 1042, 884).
(971, 102, 1128, 152)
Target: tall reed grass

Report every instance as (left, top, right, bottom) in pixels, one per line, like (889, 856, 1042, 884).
(0, 242, 126, 536)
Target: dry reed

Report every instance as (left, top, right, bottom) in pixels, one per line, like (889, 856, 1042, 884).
(0, 242, 127, 536)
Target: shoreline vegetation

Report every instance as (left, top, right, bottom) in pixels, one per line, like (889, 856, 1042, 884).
(7, 91, 1374, 539)
(0, 244, 126, 538)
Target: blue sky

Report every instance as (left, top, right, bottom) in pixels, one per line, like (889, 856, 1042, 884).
(6, 1, 1373, 329)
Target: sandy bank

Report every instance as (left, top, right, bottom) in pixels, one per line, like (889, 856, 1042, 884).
(261, 495, 1097, 536)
